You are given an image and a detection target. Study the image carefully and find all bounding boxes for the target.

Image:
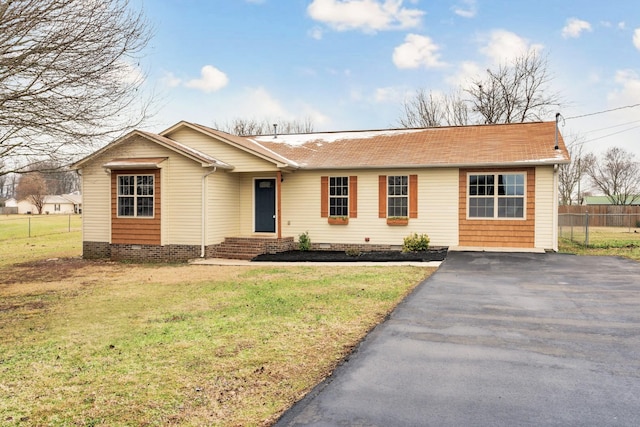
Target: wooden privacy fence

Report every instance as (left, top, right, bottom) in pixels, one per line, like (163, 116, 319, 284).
(559, 205, 640, 228)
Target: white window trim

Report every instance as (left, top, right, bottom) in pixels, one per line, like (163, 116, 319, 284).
(329, 176, 349, 217)
(116, 174, 155, 219)
(466, 171, 527, 220)
(387, 175, 409, 218)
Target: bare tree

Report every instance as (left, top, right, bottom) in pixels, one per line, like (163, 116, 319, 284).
(32, 160, 80, 195)
(0, 0, 152, 176)
(16, 172, 48, 214)
(558, 137, 586, 205)
(583, 147, 640, 205)
(398, 51, 561, 127)
(214, 117, 314, 136)
(398, 89, 469, 128)
(467, 51, 560, 124)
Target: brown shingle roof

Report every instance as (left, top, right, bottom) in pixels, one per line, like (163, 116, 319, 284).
(252, 121, 570, 169)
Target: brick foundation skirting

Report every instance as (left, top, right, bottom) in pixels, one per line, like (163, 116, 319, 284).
(83, 239, 401, 263)
(82, 238, 297, 262)
(309, 242, 401, 252)
(83, 241, 111, 259)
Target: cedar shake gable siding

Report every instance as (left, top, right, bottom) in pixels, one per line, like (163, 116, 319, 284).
(111, 169, 161, 245)
(459, 168, 536, 248)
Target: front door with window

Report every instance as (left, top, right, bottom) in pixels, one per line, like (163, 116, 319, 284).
(254, 179, 276, 232)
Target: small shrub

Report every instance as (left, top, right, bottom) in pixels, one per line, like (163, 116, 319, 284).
(345, 248, 360, 257)
(402, 233, 430, 252)
(298, 231, 311, 251)
(636, 219, 640, 228)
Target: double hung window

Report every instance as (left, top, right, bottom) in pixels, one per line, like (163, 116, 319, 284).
(329, 177, 349, 217)
(468, 173, 525, 219)
(388, 175, 408, 217)
(117, 175, 154, 217)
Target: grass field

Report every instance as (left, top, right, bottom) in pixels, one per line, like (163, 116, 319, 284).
(0, 216, 433, 426)
(558, 225, 640, 261)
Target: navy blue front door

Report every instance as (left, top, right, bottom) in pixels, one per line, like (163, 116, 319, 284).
(255, 179, 276, 232)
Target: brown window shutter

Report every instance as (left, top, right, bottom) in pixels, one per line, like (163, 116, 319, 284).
(409, 174, 418, 218)
(378, 175, 387, 218)
(320, 176, 328, 217)
(349, 176, 358, 218)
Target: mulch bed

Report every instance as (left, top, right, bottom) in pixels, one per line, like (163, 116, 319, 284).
(252, 248, 448, 263)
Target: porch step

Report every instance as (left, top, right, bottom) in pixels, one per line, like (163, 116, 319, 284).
(213, 237, 295, 260)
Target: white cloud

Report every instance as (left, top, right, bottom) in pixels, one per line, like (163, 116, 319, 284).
(160, 71, 182, 88)
(479, 29, 543, 65)
(233, 87, 329, 127)
(308, 26, 324, 40)
(453, 0, 477, 18)
(608, 70, 640, 106)
(374, 86, 410, 103)
(307, 0, 424, 33)
(185, 65, 229, 93)
(392, 34, 446, 69)
(618, 22, 626, 30)
(561, 18, 592, 39)
(634, 28, 640, 51)
(445, 60, 482, 86)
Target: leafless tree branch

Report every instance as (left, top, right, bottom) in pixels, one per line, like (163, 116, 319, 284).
(0, 0, 153, 176)
(583, 147, 640, 205)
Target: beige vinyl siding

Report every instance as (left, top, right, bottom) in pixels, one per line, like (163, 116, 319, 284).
(279, 169, 459, 247)
(163, 154, 205, 245)
(81, 158, 112, 242)
(166, 128, 279, 172)
(534, 166, 556, 250)
(206, 170, 241, 244)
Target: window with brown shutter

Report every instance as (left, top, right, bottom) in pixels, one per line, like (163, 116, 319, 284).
(380, 174, 418, 219)
(322, 176, 358, 219)
(320, 176, 328, 217)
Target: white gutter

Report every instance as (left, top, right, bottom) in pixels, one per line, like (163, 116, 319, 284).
(201, 167, 217, 257)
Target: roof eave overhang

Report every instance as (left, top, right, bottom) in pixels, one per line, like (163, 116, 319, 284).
(300, 159, 571, 170)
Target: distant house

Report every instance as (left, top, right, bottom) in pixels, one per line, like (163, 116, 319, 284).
(0, 197, 18, 214)
(16, 194, 82, 214)
(72, 120, 570, 262)
(584, 196, 640, 206)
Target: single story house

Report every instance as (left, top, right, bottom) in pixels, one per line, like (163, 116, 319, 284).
(71, 121, 570, 262)
(15, 194, 82, 215)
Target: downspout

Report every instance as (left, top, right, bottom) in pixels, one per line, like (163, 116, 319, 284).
(553, 113, 563, 251)
(201, 167, 217, 257)
(276, 171, 282, 239)
(553, 164, 559, 251)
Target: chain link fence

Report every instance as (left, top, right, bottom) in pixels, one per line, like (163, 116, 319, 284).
(558, 213, 640, 246)
(0, 214, 81, 241)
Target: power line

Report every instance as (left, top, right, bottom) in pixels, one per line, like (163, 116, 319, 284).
(583, 119, 640, 135)
(565, 103, 640, 120)
(573, 124, 640, 147)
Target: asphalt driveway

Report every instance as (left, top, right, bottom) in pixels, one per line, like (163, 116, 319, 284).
(276, 251, 640, 426)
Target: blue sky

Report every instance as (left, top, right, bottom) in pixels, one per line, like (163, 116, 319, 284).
(134, 0, 640, 157)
